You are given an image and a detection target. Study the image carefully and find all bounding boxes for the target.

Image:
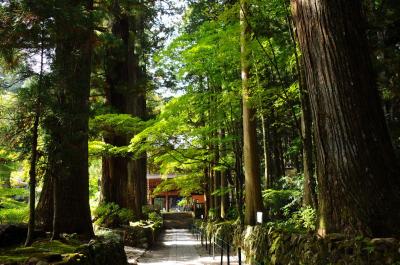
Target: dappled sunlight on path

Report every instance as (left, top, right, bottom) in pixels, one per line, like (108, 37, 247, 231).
(137, 229, 239, 265)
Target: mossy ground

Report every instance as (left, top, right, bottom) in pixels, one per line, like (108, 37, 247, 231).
(0, 238, 83, 264)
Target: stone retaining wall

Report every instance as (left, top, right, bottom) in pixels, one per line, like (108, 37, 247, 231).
(200, 221, 400, 265)
(242, 226, 400, 265)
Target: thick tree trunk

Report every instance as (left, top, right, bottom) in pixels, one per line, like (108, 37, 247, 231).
(240, 0, 264, 226)
(127, 157, 147, 216)
(35, 169, 53, 231)
(101, 150, 129, 208)
(292, 0, 400, 236)
(51, 0, 94, 238)
(101, 8, 132, 210)
(36, 138, 55, 232)
(287, 13, 318, 208)
(126, 8, 147, 217)
(300, 88, 317, 208)
(101, 2, 147, 217)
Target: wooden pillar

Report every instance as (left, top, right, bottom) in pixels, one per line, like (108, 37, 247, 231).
(165, 194, 169, 212)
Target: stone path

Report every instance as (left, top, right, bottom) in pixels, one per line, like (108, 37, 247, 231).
(137, 228, 239, 265)
(125, 246, 146, 265)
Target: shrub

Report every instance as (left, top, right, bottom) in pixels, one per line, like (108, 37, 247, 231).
(94, 203, 135, 228)
(287, 206, 316, 231)
(148, 212, 163, 224)
(226, 207, 239, 220)
(142, 205, 160, 216)
(262, 189, 301, 218)
(142, 205, 163, 224)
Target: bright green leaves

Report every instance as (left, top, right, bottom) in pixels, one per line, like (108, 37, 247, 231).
(152, 173, 204, 198)
(128, 90, 238, 180)
(156, 4, 240, 93)
(130, 94, 212, 171)
(89, 114, 153, 158)
(152, 178, 178, 196)
(91, 114, 151, 138)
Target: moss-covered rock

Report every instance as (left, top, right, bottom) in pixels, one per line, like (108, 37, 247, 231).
(71, 239, 127, 265)
(121, 220, 162, 249)
(0, 233, 127, 265)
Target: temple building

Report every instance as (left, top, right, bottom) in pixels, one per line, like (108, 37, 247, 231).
(146, 173, 205, 213)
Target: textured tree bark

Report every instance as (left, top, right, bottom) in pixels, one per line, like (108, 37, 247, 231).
(101, 3, 130, 210)
(101, 1, 147, 217)
(288, 12, 318, 208)
(219, 129, 228, 219)
(292, 0, 400, 236)
(35, 170, 53, 231)
(126, 8, 147, 216)
(101, 149, 129, 208)
(240, 0, 264, 226)
(300, 86, 317, 208)
(51, 0, 94, 238)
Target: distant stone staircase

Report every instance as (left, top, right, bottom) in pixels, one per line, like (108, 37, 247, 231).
(162, 212, 193, 229)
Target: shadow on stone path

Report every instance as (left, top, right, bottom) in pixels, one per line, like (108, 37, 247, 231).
(162, 212, 194, 229)
(137, 228, 239, 265)
(127, 213, 239, 265)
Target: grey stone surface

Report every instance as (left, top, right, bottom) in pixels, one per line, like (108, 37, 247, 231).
(137, 229, 239, 265)
(125, 246, 146, 265)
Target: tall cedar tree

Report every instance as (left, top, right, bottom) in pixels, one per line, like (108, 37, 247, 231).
(240, 0, 264, 226)
(291, 0, 400, 236)
(101, 1, 147, 216)
(50, 0, 94, 238)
